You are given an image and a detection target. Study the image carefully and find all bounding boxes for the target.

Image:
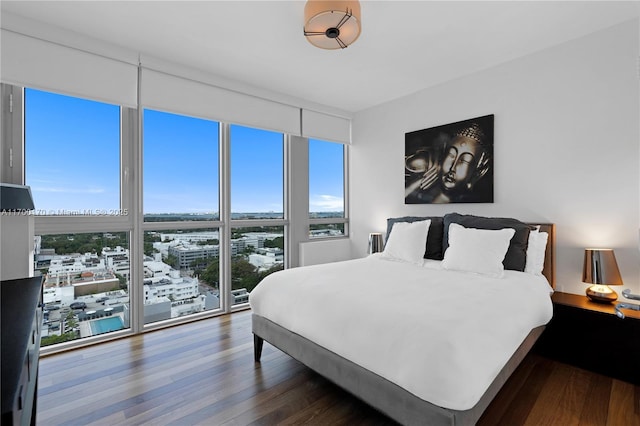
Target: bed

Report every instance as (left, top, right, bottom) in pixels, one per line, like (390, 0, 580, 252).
(250, 215, 555, 425)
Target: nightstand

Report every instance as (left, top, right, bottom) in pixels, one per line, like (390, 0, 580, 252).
(534, 291, 640, 385)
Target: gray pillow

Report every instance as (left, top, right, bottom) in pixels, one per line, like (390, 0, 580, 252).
(442, 213, 533, 271)
(386, 216, 444, 260)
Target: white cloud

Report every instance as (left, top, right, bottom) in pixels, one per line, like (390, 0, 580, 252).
(33, 186, 105, 194)
(310, 194, 343, 211)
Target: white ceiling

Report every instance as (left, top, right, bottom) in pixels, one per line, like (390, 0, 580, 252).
(2, 1, 639, 113)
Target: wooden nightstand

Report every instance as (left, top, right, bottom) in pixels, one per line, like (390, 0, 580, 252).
(534, 291, 640, 385)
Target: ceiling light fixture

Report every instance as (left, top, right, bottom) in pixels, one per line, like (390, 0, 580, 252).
(303, 0, 361, 49)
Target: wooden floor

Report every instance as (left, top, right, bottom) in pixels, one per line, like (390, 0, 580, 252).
(37, 310, 640, 426)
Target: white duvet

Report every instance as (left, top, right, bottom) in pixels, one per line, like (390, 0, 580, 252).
(249, 254, 553, 410)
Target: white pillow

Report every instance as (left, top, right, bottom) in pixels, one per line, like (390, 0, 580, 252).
(381, 219, 431, 264)
(525, 229, 548, 275)
(442, 223, 515, 278)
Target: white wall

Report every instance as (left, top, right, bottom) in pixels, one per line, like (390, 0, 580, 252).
(351, 19, 640, 296)
(300, 239, 352, 267)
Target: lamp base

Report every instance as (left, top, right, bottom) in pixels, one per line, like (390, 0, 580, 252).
(586, 285, 618, 304)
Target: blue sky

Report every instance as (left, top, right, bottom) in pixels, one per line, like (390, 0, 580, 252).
(25, 89, 121, 212)
(309, 138, 344, 212)
(25, 88, 343, 214)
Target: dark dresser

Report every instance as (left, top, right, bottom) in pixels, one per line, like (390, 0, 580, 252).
(1, 276, 44, 426)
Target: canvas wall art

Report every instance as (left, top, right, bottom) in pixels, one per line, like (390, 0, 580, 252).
(405, 114, 494, 204)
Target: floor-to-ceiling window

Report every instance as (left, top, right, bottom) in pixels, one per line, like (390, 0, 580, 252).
(23, 88, 132, 347)
(142, 109, 221, 325)
(309, 138, 347, 238)
(1, 81, 349, 353)
(230, 125, 286, 307)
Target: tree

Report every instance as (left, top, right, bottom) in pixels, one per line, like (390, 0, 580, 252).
(199, 256, 278, 293)
(165, 254, 179, 269)
(78, 243, 95, 254)
(190, 256, 214, 271)
(241, 245, 256, 255)
(40, 232, 128, 255)
(144, 233, 161, 255)
(231, 257, 259, 292)
(143, 242, 158, 256)
(64, 311, 78, 332)
(116, 273, 127, 289)
(263, 236, 284, 250)
(41, 332, 78, 346)
(200, 258, 220, 287)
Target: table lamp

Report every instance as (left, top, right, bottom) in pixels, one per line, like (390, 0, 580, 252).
(368, 233, 384, 254)
(582, 248, 623, 303)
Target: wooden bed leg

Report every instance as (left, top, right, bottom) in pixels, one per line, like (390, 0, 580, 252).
(254, 334, 264, 362)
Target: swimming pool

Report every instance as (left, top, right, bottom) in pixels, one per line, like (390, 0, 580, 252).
(89, 316, 124, 335)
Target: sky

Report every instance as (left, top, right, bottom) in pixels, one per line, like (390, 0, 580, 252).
(25, 88, 344, 215)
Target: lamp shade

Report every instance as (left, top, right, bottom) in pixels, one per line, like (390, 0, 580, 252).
(582, 249, 623, 285)
(304, 0, 361, 49)
(368, 233, 383, 254)
(582, 248, 623, 303)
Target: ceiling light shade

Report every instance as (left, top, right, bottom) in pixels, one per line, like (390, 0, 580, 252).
(303, 0, 361, 49)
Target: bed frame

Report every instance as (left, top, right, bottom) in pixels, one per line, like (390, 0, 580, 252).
(253, 223, 555, 426)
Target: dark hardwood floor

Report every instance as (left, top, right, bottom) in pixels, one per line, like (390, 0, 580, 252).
(37, 310, 640, 425)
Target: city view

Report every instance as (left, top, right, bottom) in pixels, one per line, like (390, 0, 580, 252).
(24, 88, 345, 348)
(37, 215, 343, 347)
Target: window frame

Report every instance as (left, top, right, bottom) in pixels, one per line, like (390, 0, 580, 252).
(227, 123, 289, 310)
(140, 109, 225, 331)
(1, 82, 349, 354)
(308, 141, 349, 240)
(5, 85, 139, 353)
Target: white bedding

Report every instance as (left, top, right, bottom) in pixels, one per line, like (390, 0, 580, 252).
(249, 254, 553, 410)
